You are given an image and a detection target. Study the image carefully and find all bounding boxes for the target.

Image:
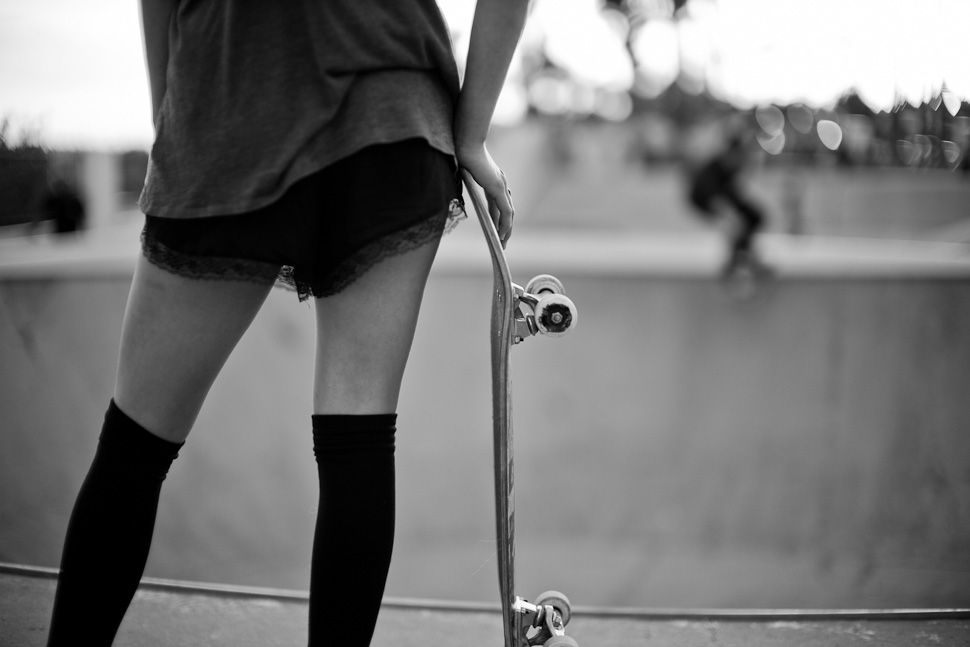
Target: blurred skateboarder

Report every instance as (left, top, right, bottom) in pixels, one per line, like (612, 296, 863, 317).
(688, 133, 772, 283)
(43, 180, 86, 234)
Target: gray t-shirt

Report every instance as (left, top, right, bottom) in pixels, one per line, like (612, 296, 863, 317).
(139, 0, 460, 219)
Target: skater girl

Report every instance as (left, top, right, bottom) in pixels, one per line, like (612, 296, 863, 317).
(47, 0, 526, 644)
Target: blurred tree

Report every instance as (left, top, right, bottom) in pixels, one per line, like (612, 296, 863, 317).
(0, 117, 49, 227)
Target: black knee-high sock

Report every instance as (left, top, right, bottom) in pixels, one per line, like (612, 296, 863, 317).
(47, 400, 183, 646)
(308, 414, 396, 647)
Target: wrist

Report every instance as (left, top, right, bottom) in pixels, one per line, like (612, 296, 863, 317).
(454, 134, 488, 154)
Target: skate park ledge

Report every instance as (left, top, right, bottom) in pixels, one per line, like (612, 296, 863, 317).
(2, 225, 970, 280)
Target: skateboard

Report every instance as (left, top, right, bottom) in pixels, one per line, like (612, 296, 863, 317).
(460, 169, 580, 647)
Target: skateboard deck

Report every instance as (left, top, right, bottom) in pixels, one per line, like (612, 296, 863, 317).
(460, 170, 578, 647)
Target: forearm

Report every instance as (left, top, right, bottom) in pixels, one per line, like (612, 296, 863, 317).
(454, 0, 530, 149)
(139, 0, 178, 124)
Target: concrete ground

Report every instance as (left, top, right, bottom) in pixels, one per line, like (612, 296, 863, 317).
(4, 564, 969, 647)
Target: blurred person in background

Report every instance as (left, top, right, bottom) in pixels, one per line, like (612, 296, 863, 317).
(40, 179, 86, 235)
(688, 131, 772, 282)
(45, 0, 524, 645)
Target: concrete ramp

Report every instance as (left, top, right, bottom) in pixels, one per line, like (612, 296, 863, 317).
(2, 226, 970, 609)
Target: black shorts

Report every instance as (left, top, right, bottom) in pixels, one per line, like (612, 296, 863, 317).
(141, 139, 464, 300)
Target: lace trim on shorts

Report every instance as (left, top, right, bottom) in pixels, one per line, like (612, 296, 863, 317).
(278, 197, 465, 300)
(141, 197, 466, 301)
(140, 227, 282, 285)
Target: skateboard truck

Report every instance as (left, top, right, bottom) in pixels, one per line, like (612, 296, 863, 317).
(511, 284, 538, 343)
(511, 276, 578, 345)
(513, 592, 578, 647)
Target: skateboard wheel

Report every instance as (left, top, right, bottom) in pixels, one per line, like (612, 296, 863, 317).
(534, 294, 577, 337)
(543, 637, 579, 647)
(535, 590, 572, 626)
(525, 274, 564, 296)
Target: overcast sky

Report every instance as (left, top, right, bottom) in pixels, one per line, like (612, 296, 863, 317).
(1, 0, 967, 150)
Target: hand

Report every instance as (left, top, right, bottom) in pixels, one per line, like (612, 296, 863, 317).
(456, 142, 515, 246)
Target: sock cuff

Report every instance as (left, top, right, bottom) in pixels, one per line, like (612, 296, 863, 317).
(98, 400, 183, 478)
(311, 414, 396, 456)
(311, 413, 397, 432)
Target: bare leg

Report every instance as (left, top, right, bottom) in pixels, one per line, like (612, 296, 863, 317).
(313, 238, 441, 414)
(114, 256, 276, 442)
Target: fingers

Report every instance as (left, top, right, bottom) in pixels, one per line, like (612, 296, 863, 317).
(487, 200, 506, 248)
(490, 171, 514, 247)
(456, 150, 516, 246)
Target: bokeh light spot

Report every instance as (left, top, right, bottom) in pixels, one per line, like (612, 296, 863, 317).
(787, 105, 814, 134)
(942, 140, 961, 166)
(631, 19, 680, 98)
(817, 120, 843, 150)
(594, 90, 634, 122)
(755, 105, 785, 135)
(528, 73, 573, 116)
(896, 139, 917, 165)
(757, 131, 786, 155)
(942, 90, 963, 117)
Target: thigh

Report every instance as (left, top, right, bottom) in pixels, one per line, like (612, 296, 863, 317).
(114, 256, 276, 443)
(312, 237, 441, 415)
